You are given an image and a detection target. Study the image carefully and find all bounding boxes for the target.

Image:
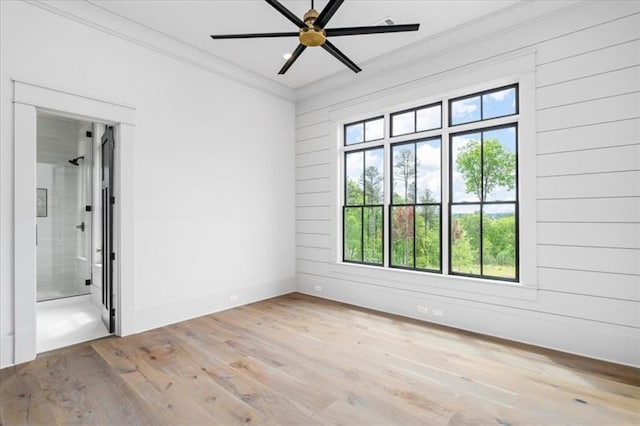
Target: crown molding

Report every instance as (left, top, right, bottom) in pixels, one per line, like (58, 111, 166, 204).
(294, 0, 583, 102)
(24, 0, 296, 102)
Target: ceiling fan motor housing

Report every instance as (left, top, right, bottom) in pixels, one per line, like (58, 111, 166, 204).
(300, 8, 326, 47)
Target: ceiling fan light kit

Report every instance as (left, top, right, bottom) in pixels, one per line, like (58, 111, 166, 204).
(210, 0, 420, 75)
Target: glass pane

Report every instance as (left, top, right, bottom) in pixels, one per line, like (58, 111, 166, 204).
(391, 206, 414, 267)
(392, 143, 416, 204)
(451, 133, 481, 202)
(416, 104, 441, 132)
(363, 207, 383, 264)
(344, 207, 362, 262)
(345, 151, 364, 205)
(365, 118, 384, 141)
(415, 205, 440, 270)
(483, 126, 517, 201)
(482, 204, 516, 279)
(483, 87, 516, 120)
(345, 122, 364, 145)
(364, 149, 384, 204)
(391, 111, 414, 136)
(36, 125, 94, 301)
(416, 139, 441, 203)
(450, 205, 480, 275)
(450, 96, 481, 125)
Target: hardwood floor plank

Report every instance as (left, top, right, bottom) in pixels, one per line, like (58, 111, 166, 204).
(2, 293, 638, 425)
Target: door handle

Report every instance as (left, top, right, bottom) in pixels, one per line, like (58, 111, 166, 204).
(76, 222, 85, 232)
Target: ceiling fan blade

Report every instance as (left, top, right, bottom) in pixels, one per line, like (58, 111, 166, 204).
(211, 32, 299, 40)
(321, 40, 361, 73)
(278, 43, 307, 75)
(265, 0, 306, 28)
(315, 0, 344, 29)
(325, 24, 420, 37)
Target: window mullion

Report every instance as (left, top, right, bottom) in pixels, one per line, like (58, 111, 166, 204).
(442, 102, 450, 276)
(479, 131, 484, 276)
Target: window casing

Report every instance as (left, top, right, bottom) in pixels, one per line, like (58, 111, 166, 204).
(341, 83, 520, 283)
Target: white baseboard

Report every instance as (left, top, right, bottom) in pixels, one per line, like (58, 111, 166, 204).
(133, 277, 296, 335)
(296, 276, 640, 368)
(0, 334, 14, 369)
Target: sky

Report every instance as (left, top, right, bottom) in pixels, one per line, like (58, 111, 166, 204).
(451, 86, 516, 125)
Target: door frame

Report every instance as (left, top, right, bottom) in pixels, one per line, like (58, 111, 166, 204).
(13, 79, 136, 364)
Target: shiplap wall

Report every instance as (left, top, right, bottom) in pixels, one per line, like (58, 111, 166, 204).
(294, 1, 640, 366)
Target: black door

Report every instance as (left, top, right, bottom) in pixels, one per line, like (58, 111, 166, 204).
(101, 126, 115, 333)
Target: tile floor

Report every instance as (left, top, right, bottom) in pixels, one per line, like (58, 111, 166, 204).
(36, 295, 110, 353)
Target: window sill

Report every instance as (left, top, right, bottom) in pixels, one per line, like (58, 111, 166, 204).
(329, 261, 538, 303)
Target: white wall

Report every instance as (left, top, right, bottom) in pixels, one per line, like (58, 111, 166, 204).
(294, 1, 640, 366)
(0, 1, 296, 367)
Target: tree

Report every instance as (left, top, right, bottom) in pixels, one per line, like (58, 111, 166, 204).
(362, 166, 382, 204)
(393, 149, 415, 203)
(391, 206, 414, 266)
(455, 139, 515, 199)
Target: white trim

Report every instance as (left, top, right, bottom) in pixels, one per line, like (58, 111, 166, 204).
(14, 102, 38, 362)
(327, 52, 538, 303)
(12, 79, 135, 365)
(23, 0, 295, 102)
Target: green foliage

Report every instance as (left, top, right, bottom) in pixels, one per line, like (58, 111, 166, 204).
(451, 212, 515, 278)
(344, 174, 383, 264)
(363, 207, 383, 264)
(452, 137, 517, 278)
(456, 138, 515, 200)
(344, 207, 362, 261)
(415, 206, 440, 270)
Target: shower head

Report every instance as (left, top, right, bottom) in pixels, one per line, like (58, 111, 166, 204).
(68, 156, 84, 166)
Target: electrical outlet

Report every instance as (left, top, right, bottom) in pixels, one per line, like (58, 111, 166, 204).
(229, 295, 238, 303)
(314, 285, 322, 292)
(417, 306, 428, 314)
(432, 308, 444, 317)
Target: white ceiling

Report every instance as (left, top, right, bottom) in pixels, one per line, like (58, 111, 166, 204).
(90, 0, 519, 89)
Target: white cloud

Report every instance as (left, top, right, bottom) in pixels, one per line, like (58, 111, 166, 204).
(416, 142, 440, 168)
(451, 98, 478, 118)
(346, 152, 363, 184)
(487, 89, 509, 102)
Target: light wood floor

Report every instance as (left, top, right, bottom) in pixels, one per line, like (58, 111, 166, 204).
(1, 293, 639, 425)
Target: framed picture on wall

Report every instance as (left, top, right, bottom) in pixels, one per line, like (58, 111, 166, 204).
(37, 188, 47, 217)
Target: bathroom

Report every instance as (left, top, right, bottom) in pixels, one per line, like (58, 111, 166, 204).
(35, 113, 112, 352)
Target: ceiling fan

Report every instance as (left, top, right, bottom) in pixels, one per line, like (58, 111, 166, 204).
(210, 0, 420, 75)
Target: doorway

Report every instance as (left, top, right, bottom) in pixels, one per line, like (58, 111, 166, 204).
(35, 114, 113, 352)
(12, 79, 134, 366)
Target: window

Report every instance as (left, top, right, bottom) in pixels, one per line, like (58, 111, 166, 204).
(344, 116, 384, 146)
(341, 84, 519, 283)
(390, 138, 441, 271)
(344, 147, 384, 265)
(391, 103, 442, 137)
(450, 125, 518, 280)
(449, 85, 517, 126)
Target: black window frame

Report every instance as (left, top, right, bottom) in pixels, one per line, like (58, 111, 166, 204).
(390, 101, 442, 137)
(448, 84, 519, 127)
(343, 146, 385, 266)
(448, 123, 519, 282)
(389, 137, 443, 273)
(343, 115, 385, 146)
